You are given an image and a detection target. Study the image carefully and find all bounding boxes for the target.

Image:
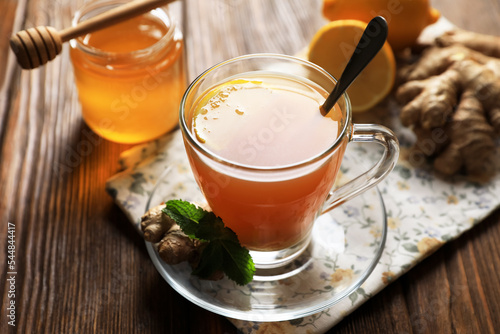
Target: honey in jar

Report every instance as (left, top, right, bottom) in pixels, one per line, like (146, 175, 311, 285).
(70, 0, 185, 144)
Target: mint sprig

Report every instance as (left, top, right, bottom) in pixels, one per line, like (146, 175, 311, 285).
(162, 200, 255, 285)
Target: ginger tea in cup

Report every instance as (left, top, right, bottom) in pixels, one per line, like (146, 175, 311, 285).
(180, 54, 399, 268)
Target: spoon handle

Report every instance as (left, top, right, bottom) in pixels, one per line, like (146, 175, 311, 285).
(321, 16, 388, 115)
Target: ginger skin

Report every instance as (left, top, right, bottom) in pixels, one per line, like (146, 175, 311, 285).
(141, 204, 201, 264)
(141, 204, 223, 281)
(396, 30, 500, 181)
(157, 225, 202, 265)
(434, 89, 496, 177)
(141, 204, 175, 243)
(437, 29, 500, 58)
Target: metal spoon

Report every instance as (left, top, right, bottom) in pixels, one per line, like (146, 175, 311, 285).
(321, 16, 389, 116)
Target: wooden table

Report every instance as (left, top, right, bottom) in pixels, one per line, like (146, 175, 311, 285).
(1, 0, 499, 333)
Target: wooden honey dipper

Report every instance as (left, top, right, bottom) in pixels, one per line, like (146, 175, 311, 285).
(10, 0, 174, 70)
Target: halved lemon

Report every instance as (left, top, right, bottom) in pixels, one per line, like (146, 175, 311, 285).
(307, 20, 396, 112)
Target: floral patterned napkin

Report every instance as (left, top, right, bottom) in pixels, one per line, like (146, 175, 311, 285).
(105, 126, 500, 333)
(105, 18, 500, 334)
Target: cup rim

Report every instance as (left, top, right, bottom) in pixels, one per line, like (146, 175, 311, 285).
(179, 53, 352, 172)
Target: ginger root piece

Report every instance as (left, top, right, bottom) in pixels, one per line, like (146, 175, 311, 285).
(141, 204, 175, 243)
(434, 89, 496, 177)
(157, 225, 202, 265)
(397, 63, 460, 129)
(140, 204, 223, 281)
(437, 29, 500, 58)
(396, 30, 500, 181)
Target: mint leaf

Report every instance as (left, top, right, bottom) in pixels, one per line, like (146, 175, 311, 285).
(196, 212, 231, 240)
(191, 242, 224, 278)
(162, 200, 206, 238)
(221, 240, 255, 285)
(162, 200, 255, 285)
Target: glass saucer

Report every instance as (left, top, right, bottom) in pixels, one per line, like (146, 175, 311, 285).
(145, 150, 387, 322)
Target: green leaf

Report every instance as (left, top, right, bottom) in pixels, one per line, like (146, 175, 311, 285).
(163, 200, 205, 238)
(166, 200, 206, 222)
(396, 166, 412, 180)
(221, 239, 255, 285)
(402, 243, 419, 253)
(129, 173, 147, 195)
(349, 292, 358, 305)
(441, 234, 453, 242)
(289, 318, 304, 326)
(131, 172, 144, 179)
(401, 263, 412, 271)
(198, 214, 255, 285)
(191, 242, 224, 278)
(162, 199, 255, 285)
(196, 213, 229, 240)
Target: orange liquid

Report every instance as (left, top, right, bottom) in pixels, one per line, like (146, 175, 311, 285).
(70, 13, 185, 144)
(187, 75, 346, 251)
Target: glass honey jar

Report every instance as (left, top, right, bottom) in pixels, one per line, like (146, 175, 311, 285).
(70, 0, 186, 144)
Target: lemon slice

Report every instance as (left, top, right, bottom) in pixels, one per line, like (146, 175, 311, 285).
(308, 19, 396, 112)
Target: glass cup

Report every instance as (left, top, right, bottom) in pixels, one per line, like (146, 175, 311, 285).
(180, 54, 399, 269)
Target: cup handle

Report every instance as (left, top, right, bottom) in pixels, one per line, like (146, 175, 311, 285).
(321, 123, 400, 214)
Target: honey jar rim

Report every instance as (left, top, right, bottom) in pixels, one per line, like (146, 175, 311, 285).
(69, 0, 177, 60)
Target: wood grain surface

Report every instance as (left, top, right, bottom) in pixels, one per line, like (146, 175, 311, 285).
(1, 0, 499, 333)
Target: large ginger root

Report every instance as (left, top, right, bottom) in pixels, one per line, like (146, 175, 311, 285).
(141, 204, 223, 280)
(396, 30, 500, 181)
